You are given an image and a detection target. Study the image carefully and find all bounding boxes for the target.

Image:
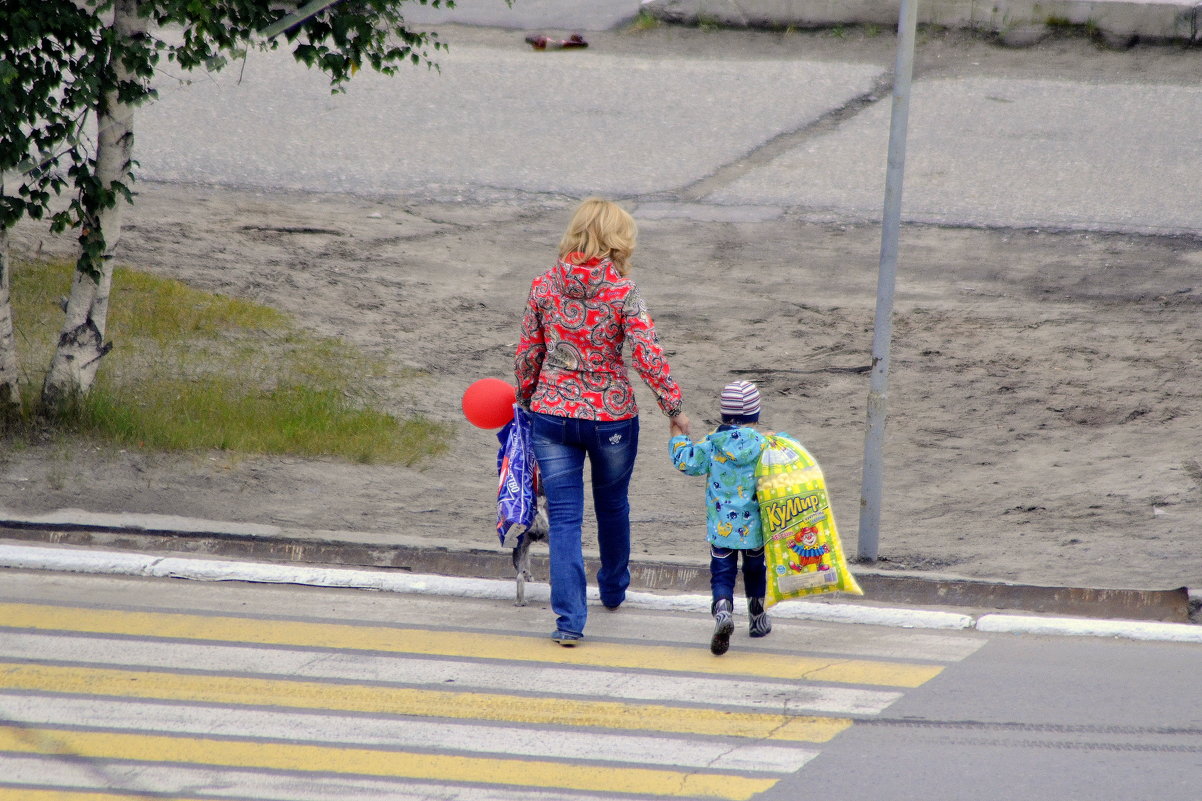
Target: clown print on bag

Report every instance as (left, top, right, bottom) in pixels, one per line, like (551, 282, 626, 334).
(789, 527, 831, 572)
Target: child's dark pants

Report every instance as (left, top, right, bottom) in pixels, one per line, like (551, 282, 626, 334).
(710, 545, 767, 604)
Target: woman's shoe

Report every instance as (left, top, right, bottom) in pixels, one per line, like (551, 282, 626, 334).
(551, 630, 583, 647)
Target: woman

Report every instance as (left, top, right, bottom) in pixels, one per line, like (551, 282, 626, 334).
(515, 198, 691, 645)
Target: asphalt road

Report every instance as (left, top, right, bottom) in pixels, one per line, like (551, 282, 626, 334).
(132, 5, 1202, 235)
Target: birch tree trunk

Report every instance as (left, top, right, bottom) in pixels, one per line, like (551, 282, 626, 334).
(0, 226, 20, 421)
(40, 0, 141, 413)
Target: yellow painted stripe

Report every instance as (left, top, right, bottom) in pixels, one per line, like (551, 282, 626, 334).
(0, 661, 851, 742)
(0, 726, 776, 801)
(0, 793, 211, 801)
(0, 602, 942, 687)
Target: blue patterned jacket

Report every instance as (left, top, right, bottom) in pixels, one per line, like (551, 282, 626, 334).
(669, 425, 768, 549)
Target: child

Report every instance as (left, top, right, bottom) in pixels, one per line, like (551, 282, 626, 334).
(669, 380, 772, 655)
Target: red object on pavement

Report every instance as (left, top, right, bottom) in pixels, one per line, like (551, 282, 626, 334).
(525, 33, 588, 50)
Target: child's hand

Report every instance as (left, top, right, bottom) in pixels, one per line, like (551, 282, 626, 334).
(669, 415, 689, 438)
(672, 412, 691, 438)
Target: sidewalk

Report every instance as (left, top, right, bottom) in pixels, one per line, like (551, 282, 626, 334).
(406, 0, 1202, 45)
(408, 0, 1202, 45)
(2, 509, 1197, 635)
(641, 0, 1202, 46)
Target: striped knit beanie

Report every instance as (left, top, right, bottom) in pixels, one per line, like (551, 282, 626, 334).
(719, 380, 761, 424)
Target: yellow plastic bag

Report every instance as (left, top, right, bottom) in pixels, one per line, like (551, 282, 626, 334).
(756, 434, 863, 607)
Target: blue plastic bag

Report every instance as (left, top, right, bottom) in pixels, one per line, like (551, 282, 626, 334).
(496, 405, 537, 545)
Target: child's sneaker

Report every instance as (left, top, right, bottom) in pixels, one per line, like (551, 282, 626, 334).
(748, 597, 772, 638)
(710, 598, 734, 655)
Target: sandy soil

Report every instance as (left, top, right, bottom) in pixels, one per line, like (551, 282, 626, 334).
(4, 30, 1201, 592)
(5, 177, 1200, 593)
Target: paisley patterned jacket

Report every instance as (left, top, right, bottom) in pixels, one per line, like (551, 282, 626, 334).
(514, 255, 683, 421)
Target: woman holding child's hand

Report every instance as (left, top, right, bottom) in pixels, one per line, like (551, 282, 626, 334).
(514, 198, 688, 646)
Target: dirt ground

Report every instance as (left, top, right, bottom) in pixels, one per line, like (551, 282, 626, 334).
(3, 30, 1201, 592)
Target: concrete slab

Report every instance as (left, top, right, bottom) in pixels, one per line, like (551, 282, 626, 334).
(642, 0, 1202, 43)
(401, 0, 645, 32)
(707, 76, 1202, 235)
(134, 42, 883, 201)
(631, 201, 786, 222)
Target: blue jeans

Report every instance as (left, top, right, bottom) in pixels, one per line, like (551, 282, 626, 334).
(532, 412, 639, 637)
(710, 546, 767, 606)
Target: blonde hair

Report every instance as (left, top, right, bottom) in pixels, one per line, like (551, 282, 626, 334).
(558, 198, 637, 276)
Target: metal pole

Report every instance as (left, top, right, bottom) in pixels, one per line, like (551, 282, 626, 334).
(857, 0, 918, 562)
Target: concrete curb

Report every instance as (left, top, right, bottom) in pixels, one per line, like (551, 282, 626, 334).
(0, 508, 1194, 624)
(2, 542, 1200, 643)
(640, 0, 1202, 45)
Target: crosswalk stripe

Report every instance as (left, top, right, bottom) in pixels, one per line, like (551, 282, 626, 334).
(0, 631, 905, 716)
(0, 602, 944, 687)
(0, 726, 779, 801)
(0, 792, 189, 801)
(0, 756, 675, 801)
(0, 661, 852, 742)
(3, 694, 821, 773)
(358, 594, 989, 663)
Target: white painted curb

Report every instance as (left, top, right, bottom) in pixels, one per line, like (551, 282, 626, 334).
(1, 543, 1197, 642)
(976, 613, 1202, 643)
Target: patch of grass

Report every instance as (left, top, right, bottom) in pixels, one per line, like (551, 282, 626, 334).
(112, 268, 288, 343)
(7, 258, 451, 465)
(628, 10, 661, 32)
(1044, 16, 1103, 42)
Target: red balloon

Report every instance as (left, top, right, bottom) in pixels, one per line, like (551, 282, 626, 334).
(462, 378, 517, 429)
